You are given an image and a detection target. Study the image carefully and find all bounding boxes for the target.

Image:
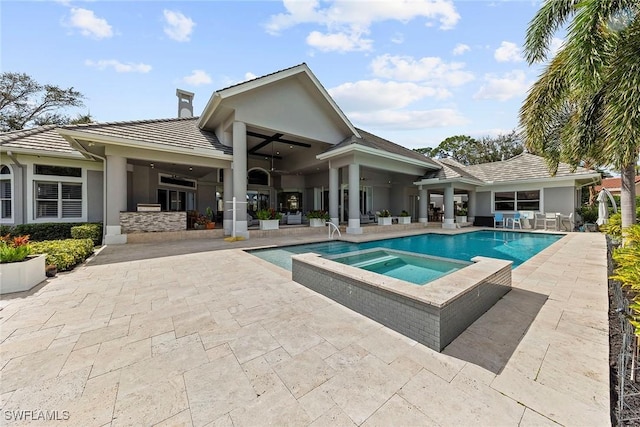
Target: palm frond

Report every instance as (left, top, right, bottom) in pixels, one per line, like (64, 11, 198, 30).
(524, 0, 581, 64)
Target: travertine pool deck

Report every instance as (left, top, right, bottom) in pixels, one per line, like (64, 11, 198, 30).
(0, 230, 609, 426)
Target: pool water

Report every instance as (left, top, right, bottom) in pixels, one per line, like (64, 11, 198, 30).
(250, 230, 562, 271)
(328, 249, 471, 285)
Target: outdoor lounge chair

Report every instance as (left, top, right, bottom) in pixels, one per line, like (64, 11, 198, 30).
(494, 213, 505, 228)
(360, 211, 374, 224)
(507, 212, 523, 229)
(287, 212, 302, 225)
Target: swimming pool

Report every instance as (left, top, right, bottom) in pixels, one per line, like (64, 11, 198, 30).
(249, 230, 563, 272)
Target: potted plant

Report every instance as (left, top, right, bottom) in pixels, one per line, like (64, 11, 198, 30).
(256, 208, 282, 230)
(0, 235, 46, 295)
(398, 210, 411, 224)
(377, 209, 392, 226)
(456, 207, 468, 224)
(205, 207, 215, 229)
(307, 210, 329, 227)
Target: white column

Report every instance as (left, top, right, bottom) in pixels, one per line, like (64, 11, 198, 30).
(418, 186, 428, 224)
(104, 155, 127, 244)
(223, 167, 233, 236)
(467, 190, 476, 225)
(346, 163, 362, 234)
(329, 166, 339, 227)
(443, 184, 456, 229)
(232, 121, 249, 238)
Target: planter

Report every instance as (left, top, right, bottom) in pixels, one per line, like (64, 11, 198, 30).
(0, 254, 46, 295)
(378, 217, 392, 226)
(397, 216, 411, 224)
(206, 222, 215, 229)
(259, 219, 279, 230)
(456, 216, 468, 223)
(309, 218, 326, 228)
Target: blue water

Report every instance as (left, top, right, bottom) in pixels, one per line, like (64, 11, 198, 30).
(329, 249, 470, 285)
(248, 230, 563, 273)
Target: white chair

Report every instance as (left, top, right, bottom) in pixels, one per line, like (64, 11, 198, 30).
(533, 212, 546, 229)
(508, 212, 523, 229)
(544, 212, 558, 230)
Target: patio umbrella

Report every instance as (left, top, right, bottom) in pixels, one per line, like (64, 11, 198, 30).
(596, 189, 609, 226)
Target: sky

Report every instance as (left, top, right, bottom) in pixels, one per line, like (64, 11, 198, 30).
(1, 0, 560, 150)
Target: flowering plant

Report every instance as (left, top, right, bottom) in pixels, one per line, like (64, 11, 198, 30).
(378, 209, 391, 217)
(0, 234, 32, 263)
(307, 210, 329, 220)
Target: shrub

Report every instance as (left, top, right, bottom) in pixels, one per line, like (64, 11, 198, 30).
(0, 235, 32, 263)
(71, 224, 102, 245)
(1, 222, 102, 242)
(30, 238, 94, 271)
(400, 210, 410, 217)
(307, 210, 329, 220)
(600, 213, 622, 240)
(378, 209, 391, 217)
(611, 225, 640, 335)
(256, 209, 282, 220)
(579, 205, 599, 224)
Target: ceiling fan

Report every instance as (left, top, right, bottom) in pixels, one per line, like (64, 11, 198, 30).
(268, 142, 290, 175)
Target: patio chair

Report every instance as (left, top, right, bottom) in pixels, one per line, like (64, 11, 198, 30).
(494, 213, 505, 228)
(544, 212, 558, 230)
(533, 212, 546, 229)
(287, 212, 302, 225)
(507, 212, 523, 229)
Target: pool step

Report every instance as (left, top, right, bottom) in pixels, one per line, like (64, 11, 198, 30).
(352, 254, 399, 268)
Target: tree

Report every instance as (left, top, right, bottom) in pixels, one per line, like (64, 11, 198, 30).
(0, 72, 85, 132)
(520, 0, 639, 228)
(414, 131, 524, 165)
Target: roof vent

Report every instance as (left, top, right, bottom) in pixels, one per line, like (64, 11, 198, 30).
(176, 89, 195, 118)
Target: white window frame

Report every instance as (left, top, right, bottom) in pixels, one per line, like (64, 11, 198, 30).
(28, 162, 87, 223)
(34, 181, 83, 220)
(492, 189, 542, 212)
(158, 173, 197, 190)
(0, 164, 14, 223)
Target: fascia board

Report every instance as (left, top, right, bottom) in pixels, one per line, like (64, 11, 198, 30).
(318, 144, 439, 170)
(0, 146, 85, 159)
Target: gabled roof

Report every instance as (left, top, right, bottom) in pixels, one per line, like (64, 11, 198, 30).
(463, 152, 597, 183)
(1, 117, 232, 157)
(324, 128, 440, 168)
(198, 63, 359, 138)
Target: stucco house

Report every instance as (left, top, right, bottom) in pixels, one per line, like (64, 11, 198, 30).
(0, 63, 601, 243)
(595, 176, 640, 197)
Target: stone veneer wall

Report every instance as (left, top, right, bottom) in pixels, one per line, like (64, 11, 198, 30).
(292, 255, 511, 351)
(120, 211, 186, 233)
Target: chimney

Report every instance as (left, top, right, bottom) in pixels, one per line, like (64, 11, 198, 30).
(176, 89, 195, 118)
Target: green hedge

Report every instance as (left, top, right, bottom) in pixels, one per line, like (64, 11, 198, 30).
(71, 224, 102, 245)
(0, 222, 103, 242)
(30, 238, 94, 271)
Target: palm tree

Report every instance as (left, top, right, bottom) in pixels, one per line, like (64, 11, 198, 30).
(520, 0, 639, 228)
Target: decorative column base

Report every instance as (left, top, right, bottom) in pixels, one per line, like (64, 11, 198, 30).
(442, 219, 456, 229)
(105, 225, 127, 245)
(346, 219, 362, 234)
(223, 219, 233, 236)
(418, 217, 428, 224)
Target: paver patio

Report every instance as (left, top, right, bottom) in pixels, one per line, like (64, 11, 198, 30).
(0, 230, 609, 426)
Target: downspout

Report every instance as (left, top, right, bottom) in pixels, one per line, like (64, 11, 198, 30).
(71, 142, 108, 246)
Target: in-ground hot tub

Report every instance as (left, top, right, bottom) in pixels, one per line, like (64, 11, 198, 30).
(292, 251, 512, 352)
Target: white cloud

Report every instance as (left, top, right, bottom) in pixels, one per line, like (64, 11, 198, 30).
(85, 59, 152, 73)
(67, 8, 113, 39)
(391, 33, 404, 44)
(244, 72, 258, 81)
(265, 0, 459, 52)
(452, 43, 470, 56)
(163, 10, 195, 42)
(494, 41, 523, 62)
(307, 30, 373, 52)
(183, 70, 211, 86)
(349, 108, 468, 130)
(370, 54, 474, 86)
(329, 80, 450, 112)
(474, 70, 530, 101)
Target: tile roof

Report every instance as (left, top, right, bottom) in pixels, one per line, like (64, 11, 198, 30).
(0, 125, 77, 154)
(462, 152, 596, 183)
(595, 176, 640, 191)
(326, 128, 440, 168)
(216, 63, 307, 93)
(0, 117, 232, 156)
(422, 158, 482, 181)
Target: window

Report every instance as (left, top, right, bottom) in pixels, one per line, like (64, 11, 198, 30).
(1, 165, 12, 220)
(35, 181, 82, 218)
(494, 190, 540, 212)
(248, 169, 269, 186)
(158, 174, 196, 189)
(35, 164, 81, 177)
